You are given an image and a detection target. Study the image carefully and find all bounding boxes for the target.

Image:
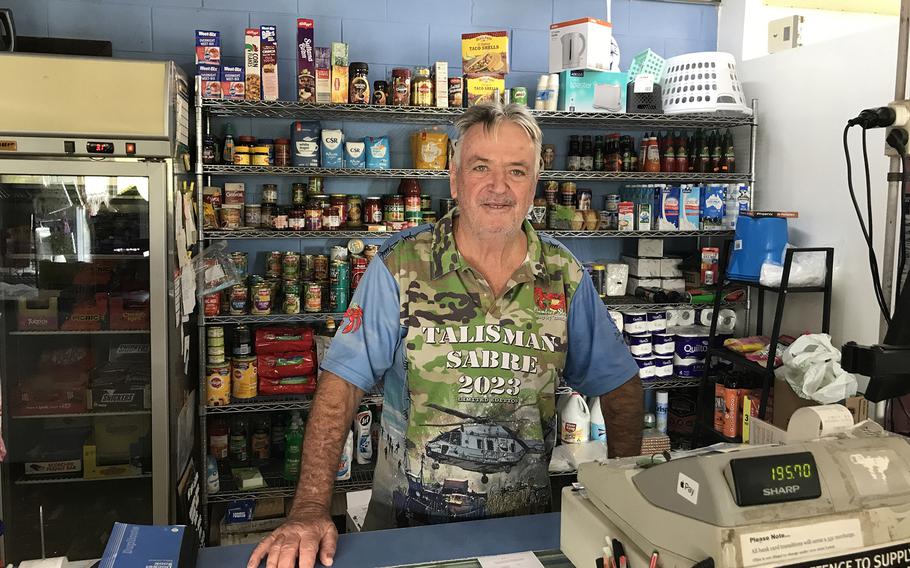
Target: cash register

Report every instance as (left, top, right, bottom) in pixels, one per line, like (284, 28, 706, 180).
(561, 418, 910, 568)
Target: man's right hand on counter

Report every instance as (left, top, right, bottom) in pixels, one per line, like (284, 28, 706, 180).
(246, 509, 338, 568)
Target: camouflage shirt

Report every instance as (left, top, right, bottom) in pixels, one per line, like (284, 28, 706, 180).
(321, 208, 637, 530)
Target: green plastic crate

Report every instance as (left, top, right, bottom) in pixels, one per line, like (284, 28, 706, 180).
(628, 49, 666, 83)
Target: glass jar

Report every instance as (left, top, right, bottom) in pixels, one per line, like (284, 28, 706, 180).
(308, 176, 324, 196)
(399, 179, 421, 214)
(346, 195, 363, 228)
(257, 138, 275, 165)
(304, 201, 323, 231)
(322, 205, 341, 231)
(411, 67, 433, 107)
(251, 145, 270, 166)
(291, 182, 307, 206)
(290, 206, 306, 231)
(372, 81, 389, 105)
(260, 203, 276, 228)
(274, 138, 290, 166)
(420, 194, 432, 211)
(202, 134, 218, 165)
(330, 194, 348, 227)
(384, 194, 404, 222)
(391, 68, 411, 106)
(364, 197, 383, 224)
(348, 62, 370, 104)
(262, 184, 279, 205)
(233, 146, 251, 166)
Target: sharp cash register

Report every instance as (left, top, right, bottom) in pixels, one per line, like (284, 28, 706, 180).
(561, 414, 910, 568)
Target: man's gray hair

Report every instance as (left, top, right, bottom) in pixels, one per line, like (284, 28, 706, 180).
(451, 102, 543, 173)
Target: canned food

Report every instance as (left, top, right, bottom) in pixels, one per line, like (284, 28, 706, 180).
(420, 194, 432, 211)
(313, 255, 329, 281)
(204, 293, 221, 317)
(604, 194, 620, 211)
(229, 252, 248, 278)
(347, 238, 365, 255)
(304, 281, 323, 313)
(206, 364, 231, 406)
(577, 189, 592, 211)
(207, 344, 226, 357)
(250, 282, 272, 315)
(266, 278, 281, 304)
(404, 210, 422, 228)
(302, 254, 316, 280)
(282, 252, 300, 278)
(252, 146, 270, 166)
(330, 259, 350, 288)
(229, 284, 248, 315)
(284, 292, 301, 314)
(233, 325, 252, 357)
(231, 356, 258, 399)
(421, 209, 437, 224)
(208, 333, 225, 348)
(262, 184, 279, 204)
(245, 204, 261, 228)
(363, 244, 379, 262)
(346, 195, 363, 228)
(351, 255, 368, 290)
(267, 251, 282, 278)
(283, 279, 301, 296)
(544, 181, 559, 206)
(511, 87, 528, 106)
(207, 325, 225, 339)
(233, 147, 251, 165)
(304, 204, 323, 231)
(330, 245, 348, 263)
(329, 284, 349, 312)
(221, 205, 243, 230)
(207, 351, 226, 366)
(365, 197, 383, 224)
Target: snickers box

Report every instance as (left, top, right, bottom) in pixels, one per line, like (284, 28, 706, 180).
(89, 384, 150, 411)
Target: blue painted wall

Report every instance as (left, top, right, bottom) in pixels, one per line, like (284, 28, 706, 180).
(3, 0, 717, 263)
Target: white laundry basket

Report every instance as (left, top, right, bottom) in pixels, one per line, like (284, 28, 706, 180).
(660, 51, 751, 115)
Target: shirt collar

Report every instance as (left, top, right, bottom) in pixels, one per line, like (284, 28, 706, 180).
(430, 207, 546, 280)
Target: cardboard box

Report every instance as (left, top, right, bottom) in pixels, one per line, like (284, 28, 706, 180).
(618, 200, 634, 231)
(295, 19, 316, 103)
(315, 46, 331, 104)
(461, 31, 508, 74)
(549, 18, 617, 73)
(622, 255, 661, 278)
(83, 443, 143, 479)
(331, 65, 349, 103)
(89, 384, 150, 411)
(109, 293, 150, 331)
(291, 121, 321, 166)
(627, 275, 662, 294)
(464, 74, 504, 106)
(656, 186, 680, 231)
(637, 238, 663, 258)
(700, 247, 720, 286)
(260, 25, 279, 101)
(24, 457, 82, 476)
(93, 416, 150, 465)
(636, 203, 652, 230)
(197, 63, 222, 99)
(605, 263, 629, 297)
(244, 28, 261, 101)
(18, 293, 59, 330)
(433, 61, 448, 108)
(195, 30, 221, 65)
(331, 42, 349, 66)
(61, 292, 107, 331)
(558, 69, 628, 113)
(220, 65, 245, 100)
(660, 258, 683, 278)
(701, 184, 726, 229)
(679, 185, 701, 230)
(772, 378, 817, 429)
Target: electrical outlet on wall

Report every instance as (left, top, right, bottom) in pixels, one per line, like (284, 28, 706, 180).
(768, 16, 804, 54)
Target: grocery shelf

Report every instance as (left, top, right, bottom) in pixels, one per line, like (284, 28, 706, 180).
(6, 253, 147, 261)
(201, 99, 756, 129)
(14, 472, 151, 485)
(725, 278, 826, 294)
(203, 313, 343, 325)
(204, 464, 375, 504)
(604, 294, 742, 311)
(201, 164, 750, 183)
(708, 346, 776, 373)
(205, 391, 384, 414)
(12, 410, 151, 419)
(9, 329, 151, 336)
(203, 229, 734, 240)
(642, 376, 702, 390)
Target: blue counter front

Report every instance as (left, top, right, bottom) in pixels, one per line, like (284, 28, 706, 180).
(199, 513, 563, 568)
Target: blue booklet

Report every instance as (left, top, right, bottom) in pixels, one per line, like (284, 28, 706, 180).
(99, 522, 197, 568)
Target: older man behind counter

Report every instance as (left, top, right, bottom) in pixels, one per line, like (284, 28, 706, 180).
(248, 103, 643, 568)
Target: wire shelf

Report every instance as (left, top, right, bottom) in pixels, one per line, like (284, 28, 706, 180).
(202, 229, 733, 240)
(201, 165, 750, 183)
(205, 391, 384, 414)
(201, 99, 756, 129)
(604, 295, 743, 311)
(642, 376, 702, 390)
(9, 329, 151, 336)
(204, 464, 375, 503)
(203, 313, 343, 325)
(12, 410, 151, 419)
(15, 472, 151, 485)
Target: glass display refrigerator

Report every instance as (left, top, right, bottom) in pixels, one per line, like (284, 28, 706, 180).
(0, 54, 198, 563)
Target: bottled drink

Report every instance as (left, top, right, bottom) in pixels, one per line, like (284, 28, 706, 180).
(229, 415, 250, 467)
(711, 130, 723, 173)
(580, 135, 594, 171)
(664, 133, 676, 173)
(567, 135, 581, 171)
(698, 130, 711, 173)
(283, 411, 304, 481)
(621, 136, 632, 172)
(222, 123, 235, 165)
(251, 415, 271, 465)
(638, 133, 649, 172)
(722, 129, 735, 173)
(675, 133, 689, 173)
(593, 136, 604, 172)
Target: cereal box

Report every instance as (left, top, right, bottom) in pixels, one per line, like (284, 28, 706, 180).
(461, 31, 509, 74)
(296, 19, 316, 103)
(260, 25, 279, 101)
(331, 42, 349, 66)
(221, 66, 245, 100)
(315, 46, 331, 104)
(195, 30, 220, 65)
(244, 28, 261, 101)
(197, 64, 222, 99)
(464, 74, 505, 106)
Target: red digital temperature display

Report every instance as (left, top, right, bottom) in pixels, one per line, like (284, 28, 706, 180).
(86, 142, 115, 154)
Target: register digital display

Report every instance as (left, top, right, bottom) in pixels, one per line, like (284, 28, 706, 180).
(729, 451, 822, 506)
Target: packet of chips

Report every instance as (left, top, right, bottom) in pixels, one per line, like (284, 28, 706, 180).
(411, 128, 448, 170)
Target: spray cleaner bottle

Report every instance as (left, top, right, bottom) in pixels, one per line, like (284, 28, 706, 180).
(588, 396, 606, 442)
(354, 405, 373, 465)
(337, 429, 354, 481)
(282, 411, 303, 481)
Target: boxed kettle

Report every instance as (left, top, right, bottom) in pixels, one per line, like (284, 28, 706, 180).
(558, 69, 628, 113)
(549, 18, 618, 73)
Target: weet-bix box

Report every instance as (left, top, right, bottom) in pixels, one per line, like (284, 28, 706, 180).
(296, 19, 316, 103)
(196, 64, 222, 99)
(260, 25, 279, 101)
(220, 66, 245, 100)
(195, 30, 220, 65)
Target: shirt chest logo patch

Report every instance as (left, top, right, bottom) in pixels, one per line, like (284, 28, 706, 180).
(534, 287, 567, 315)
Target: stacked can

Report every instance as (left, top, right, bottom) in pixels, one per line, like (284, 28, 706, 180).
(329, 259, 351, 312)
(206, 326, 231, 406)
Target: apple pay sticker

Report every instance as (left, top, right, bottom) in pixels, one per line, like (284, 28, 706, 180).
(678, 472, 699, 505)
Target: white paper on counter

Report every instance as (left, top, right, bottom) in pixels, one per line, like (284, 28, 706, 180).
(787, 405, 854, 441)
(478, 551, 544, 568)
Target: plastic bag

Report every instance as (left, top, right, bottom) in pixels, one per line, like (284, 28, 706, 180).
(548, 440, 607, 473)
(775, 334, 858, 404)
(192, 240, 242, 296)
(760, 248, 827, 287)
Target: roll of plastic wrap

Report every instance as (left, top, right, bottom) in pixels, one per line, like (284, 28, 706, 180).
(674, 327, 709, 360)
(608, 310, 624, 333)
(652, 333, 675, 355)
(653, 355, 674, 377)
(623, 311, 649, 334)
(718, 308, 737, 332)
(625, 333, 653, 356)
(673, 355, 706, 378)
(648, 310, 667, 332)
(634, 355, 655, 379)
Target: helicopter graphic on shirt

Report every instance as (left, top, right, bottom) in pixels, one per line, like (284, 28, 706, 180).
(422, 403, 546, 484)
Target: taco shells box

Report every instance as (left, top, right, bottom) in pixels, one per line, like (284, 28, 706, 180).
(461, 31, 509, 75)
(464, 74, 505, 106)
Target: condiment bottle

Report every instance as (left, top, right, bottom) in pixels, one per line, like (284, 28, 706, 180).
(222, 123, 235, 165)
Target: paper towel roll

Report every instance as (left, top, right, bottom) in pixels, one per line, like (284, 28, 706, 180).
(718, 308, 737, 332)
(677, 309, 696, 327)
(608, 310, 624, 332)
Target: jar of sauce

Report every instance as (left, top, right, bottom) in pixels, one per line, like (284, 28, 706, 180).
(346, 195, 363, 228)
(391, 68, 411, 106)
(384, 194, 404, 223)
(292, 183, 307, 206)
(251, 145, 270, 166)
(411, 67, 433, 106)
(257, 138, 275, 165)
(349, 62, 370, 104)
(274, 138, 290, 167)
(330, 194, 348, 227)
(262, 184, 279, 205)
(364, 197, 383, 224)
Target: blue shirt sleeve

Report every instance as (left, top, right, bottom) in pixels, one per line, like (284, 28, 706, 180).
(564, 274, 639, 396)
(320, 257, 401, 392)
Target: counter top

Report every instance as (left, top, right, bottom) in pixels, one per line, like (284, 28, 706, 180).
(199, 513, 563, 568)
